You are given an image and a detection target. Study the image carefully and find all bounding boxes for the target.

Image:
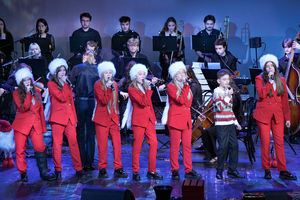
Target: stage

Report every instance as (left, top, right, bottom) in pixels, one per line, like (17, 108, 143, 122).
(0, 133, 299, 200)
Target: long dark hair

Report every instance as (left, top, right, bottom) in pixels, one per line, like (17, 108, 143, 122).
(50, 66, 67, 90)
(161, 17, 177, 33)
(18, 79, 42, 109)
(261, 61, 285, 96)
(36, 18, 49, 33)
(186, 65, 200, 85)
(0, 18, 8, 33)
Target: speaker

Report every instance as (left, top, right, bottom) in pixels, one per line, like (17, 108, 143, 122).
(81, 188, 135, 200)
(154, 185, 173, 200)
(249, 37, 262, 48)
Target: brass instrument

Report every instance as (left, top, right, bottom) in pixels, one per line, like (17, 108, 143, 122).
(219, 16, 230, 46)
(170, 20, 184, 64)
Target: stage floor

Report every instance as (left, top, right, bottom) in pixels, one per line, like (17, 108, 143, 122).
(0, 134, 299, 200)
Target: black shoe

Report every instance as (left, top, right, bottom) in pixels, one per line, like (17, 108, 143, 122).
(147, 172, 163, 180)
(227, 170, 245, 178)
(55, 171, 62, 181)
(76, 170, 85, 179)
(114, 168, 128, 178)
(185, 170, 202, 179)
(216, 171, 223, 179)
(34, 151, 56, 181)
(133, 173, 141, 181)
(279, 171, 297, 180)
(84, 165, 95, 171)
(172, 170, 180, 180)
(264, 170, 272, 179)
(20, 172, 28, 182)
(98, 168, 109, 178)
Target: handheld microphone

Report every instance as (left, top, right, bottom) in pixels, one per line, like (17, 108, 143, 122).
(227, 85, 231, 90)
(30, 88, 34, 96)
(66, 78, 72, 87)
(186, 78, 192, 85)
(270, 75, 274, 80)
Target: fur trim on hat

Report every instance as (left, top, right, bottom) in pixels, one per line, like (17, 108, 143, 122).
(259, 54, 278, 69)
(97, 61, 116, 77)
(129, 63, 148, 81)
(48, 58, 68, 75)
(168, 61, 186, 79)
(15, 68, 33, 85)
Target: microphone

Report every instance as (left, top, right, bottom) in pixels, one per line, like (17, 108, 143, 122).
(186, 78, 192, 85)
(270, 75, 274, 80)
(227, 85, 231, 90)
(66, 78, 72, 87)
(30, 88, 34, 96)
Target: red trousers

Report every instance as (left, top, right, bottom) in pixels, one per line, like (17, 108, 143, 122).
(95, 120, 122, 170)
(132, 120, 158, 173)
(14, 128, 46, 173)
(168, 126, 193, 173)
(257, 117, 287, 171)
(51, 121, 82, 172)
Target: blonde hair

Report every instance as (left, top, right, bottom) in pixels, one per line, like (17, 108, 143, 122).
(130, 79, 148, 93)
(173, 71, 192, 100)
(127, 37, 139, 46)
(100, 74, 118, 114)
(28, 42, 41, 57)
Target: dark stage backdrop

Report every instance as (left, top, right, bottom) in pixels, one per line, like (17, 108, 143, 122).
(1, 0, 299, 77)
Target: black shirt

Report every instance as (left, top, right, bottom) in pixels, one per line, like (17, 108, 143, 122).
(111, 30, 140, 55)
(70, 62, 99, 98)
(71, 28, 102, 54)
(211, 51, 238, 73)
(196, 29, 222, 54)
(278, 53, 300, 76)
(31, 33, 55, 61)
(0, 31, 14, 62)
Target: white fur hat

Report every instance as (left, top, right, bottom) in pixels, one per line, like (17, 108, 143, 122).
(130, 63, 148, 81)
(48, 58, 68, 75)
(259, 54, 278, 69)
(97, 61, 116, 77)
(168, 61, 186, 79)
(15, 68, 33, 85)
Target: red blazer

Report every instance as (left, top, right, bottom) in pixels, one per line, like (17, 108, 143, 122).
(48, 81, 77, 126)
(12, 90, 47, 135)
(253, 75, 290, 124)
(93, 81, 119, 126)
(167, 83, 193, 130)
(128, 86, 156, 128)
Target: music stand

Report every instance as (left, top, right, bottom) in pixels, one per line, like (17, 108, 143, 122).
(201, 69, 219, 90)
(111, 35, 131, 53)
(249, 68, 262, 97)
(19, 58, 48, 83)
(69, 36, 99, 54)
(22, 37, 51, 55)
(152, 36, 177, 52)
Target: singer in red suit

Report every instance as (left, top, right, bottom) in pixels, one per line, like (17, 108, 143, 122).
(125, 63, 162, 181)
(253, 54, 297, 180)
(47, 58, 83, 180)
(93, 61, 128, 179)
(12, 68, 55, 182)
(164, 61, 201, 180)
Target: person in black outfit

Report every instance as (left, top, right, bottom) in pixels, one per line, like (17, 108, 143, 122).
(159, 17, 185, 82)
(30, 18, 55, 63)
(0, 18, 14, 80)
(186, 65, 202, 120)
(111, 16, 140, 56)
(278, 38, 300, 77)
(69, 13, 102, 67)
(70, 51, 99, 171)
(195, 15, 223, 62)
(211, 38, 238, 74)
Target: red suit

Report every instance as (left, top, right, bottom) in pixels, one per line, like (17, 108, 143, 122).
(253, 76, 290, 171)
(48, 81, 82, 172)
(128, 86, 158, 173)
(167, 83, 193, 173)
(93, 81, 122, 170)
(12, 90, 47, 173)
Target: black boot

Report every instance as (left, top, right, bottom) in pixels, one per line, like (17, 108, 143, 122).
(55, 171, 62, 181)
(35, 151, 56, 181)
(20, 172, 28, 182)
